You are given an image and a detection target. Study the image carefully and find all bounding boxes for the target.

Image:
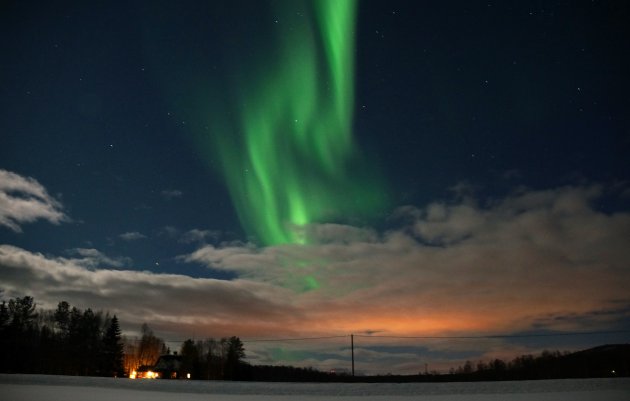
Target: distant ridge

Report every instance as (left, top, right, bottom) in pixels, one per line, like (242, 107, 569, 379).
(563, 344, 630, 377)
(349, 344, 630, 383)
(228, 344, 630, 383)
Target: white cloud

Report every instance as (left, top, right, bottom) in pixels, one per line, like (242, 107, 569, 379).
(159, 225, 180, 238)
(66, 248, 132, 269)
(161, 189, 183, 200)
(179, 229, 220, 244)
(0, 169, 67, 232)
(119, 231, 147, 241)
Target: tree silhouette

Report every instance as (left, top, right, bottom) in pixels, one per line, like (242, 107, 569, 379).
(54, 301, 70, 336)
(8, 296, 37, 332)
(225, 336, 245, 379)
(0, 300, 9, 330)
(180, 339, 200, 378)
(102, 315, 124, 377)
(4, 296, 38, 372)
(136, 323, 165, 368)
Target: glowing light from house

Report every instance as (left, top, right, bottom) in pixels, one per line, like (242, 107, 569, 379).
(129, 368, 158, 379)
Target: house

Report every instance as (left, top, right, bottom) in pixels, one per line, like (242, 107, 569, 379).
(153, 354, 184, 379)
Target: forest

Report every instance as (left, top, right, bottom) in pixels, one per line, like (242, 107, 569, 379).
(0, 295, 246, 379)
(1, 295, 627, 381)
(0, 296, 124, 376)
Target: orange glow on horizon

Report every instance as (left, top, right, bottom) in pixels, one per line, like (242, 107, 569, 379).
(323, 313, 503, 337)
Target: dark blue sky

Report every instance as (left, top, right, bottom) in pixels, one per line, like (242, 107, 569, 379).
(1, 0, 629, 374)
(2, 1, 628, 269)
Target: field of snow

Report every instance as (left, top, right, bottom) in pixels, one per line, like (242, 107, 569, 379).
(1, 374, 629, 401)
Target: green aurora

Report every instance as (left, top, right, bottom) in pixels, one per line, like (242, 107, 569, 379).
(211, 0, 385, 246)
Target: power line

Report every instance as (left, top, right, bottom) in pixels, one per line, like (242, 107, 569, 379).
(242, 335, 348, 343)
(158, 335, 347, 344)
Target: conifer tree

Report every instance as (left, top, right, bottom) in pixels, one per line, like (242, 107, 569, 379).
(102, 315, 124, 377)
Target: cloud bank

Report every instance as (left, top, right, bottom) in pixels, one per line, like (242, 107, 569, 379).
(1, 183, 629, 373)
(183, 185, 630, 336)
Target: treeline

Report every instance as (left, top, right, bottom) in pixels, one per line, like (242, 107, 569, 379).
(446, 345, 629, 381)
(355, 345, 629, 383)
(0, 296, 124, 376)
(176, 337, 246, 380)
(175, 340, 345, 382)
(240, 364, 347, 382)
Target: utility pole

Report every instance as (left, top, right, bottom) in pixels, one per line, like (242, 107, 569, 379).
(351, 334, 355, 377)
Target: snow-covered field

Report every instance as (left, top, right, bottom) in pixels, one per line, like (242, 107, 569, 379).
(1, 374, 629, 401)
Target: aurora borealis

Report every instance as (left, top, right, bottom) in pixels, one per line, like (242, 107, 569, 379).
(211, 0, 383, 245)
(1, 0, 630, 375)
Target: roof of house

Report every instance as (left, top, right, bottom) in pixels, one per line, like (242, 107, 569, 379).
(153, 354, 182, 372)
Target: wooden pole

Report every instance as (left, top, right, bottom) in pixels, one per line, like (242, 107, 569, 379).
(351, 334, 355, 377)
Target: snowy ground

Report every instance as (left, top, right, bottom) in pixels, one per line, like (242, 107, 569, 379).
(1, 374, 629, 401)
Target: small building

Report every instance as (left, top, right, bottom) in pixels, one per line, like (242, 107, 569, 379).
(153, 354, 183, 379)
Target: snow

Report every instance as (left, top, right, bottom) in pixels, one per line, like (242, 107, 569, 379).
(1, 374, 629, 401)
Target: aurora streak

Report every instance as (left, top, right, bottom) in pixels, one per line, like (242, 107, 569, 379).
(213, 0, 383, 246)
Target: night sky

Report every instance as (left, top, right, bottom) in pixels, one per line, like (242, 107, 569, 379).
(1, 0, 629, 374)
